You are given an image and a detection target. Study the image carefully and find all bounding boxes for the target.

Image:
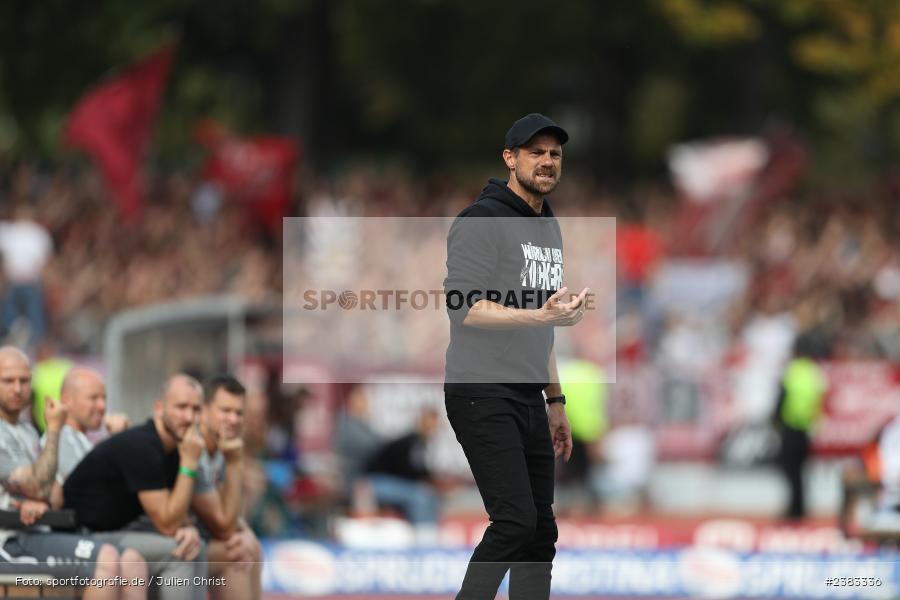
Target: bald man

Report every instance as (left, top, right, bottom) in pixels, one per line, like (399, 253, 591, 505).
(43, 367, 130, 490)
(63, 375, 209, 600)
(0, 347, 147, 600)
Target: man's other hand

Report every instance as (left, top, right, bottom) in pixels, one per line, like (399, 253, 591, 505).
(173, 525, 202, 561)
(547, 402, 573, 461)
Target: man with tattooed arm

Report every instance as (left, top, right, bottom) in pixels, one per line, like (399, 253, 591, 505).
(0, 346, 146, 600)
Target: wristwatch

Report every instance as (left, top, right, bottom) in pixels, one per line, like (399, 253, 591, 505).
(545, 394, 566, 406)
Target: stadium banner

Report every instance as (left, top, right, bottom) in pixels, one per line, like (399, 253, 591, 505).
(444, 517, 862, 554)
(814, 362, 900, 454)
(333, 516, 864, 555)
(261, 540, 900, 598)
(282, 217, 618, 386)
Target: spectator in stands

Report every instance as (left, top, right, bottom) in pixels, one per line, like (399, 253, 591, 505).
(238, 383, 299, 537)
(191, 375, 262, 600)
(872, 415, 900, 516)
(616, 200, 664, 344)
(63, 375, 209, 600)
(772, 337, 828, 520)
(363, 407, 441, 542)
(733, 291, 798, 425)
(592, 403, 656, 512)
(333, 385, 383, 511)
(0, 346, 147, 600)
(840, 413, 900, 536)
(237, 385, 268, 511)
(0, 204, 53, 349)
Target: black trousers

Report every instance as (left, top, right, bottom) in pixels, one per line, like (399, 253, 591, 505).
(446, 395, 557, 600)
(777, 425, 810, 520)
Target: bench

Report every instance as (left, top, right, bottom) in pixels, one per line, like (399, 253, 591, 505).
(0, 510, 82, 600)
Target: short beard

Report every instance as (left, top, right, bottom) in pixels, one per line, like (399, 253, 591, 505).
(515, 169, 558, 197)
(162, 413, 184, 442)
(0, 402, 20, 423)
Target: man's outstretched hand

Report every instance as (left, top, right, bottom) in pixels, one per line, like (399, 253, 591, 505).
(540, 287, 590, 327)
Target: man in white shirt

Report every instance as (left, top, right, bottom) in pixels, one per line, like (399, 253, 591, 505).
(0, 205, 53, 348)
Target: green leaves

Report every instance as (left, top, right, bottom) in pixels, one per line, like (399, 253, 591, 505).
(3, 0, 900, 178)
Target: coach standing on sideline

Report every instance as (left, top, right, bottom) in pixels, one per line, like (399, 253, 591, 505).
(444, 114, 589, 600)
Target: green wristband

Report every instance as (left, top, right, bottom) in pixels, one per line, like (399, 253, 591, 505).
(179, 465, 198, 479)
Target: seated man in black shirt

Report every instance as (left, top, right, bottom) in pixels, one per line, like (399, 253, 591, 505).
(64, 375, 209, 600)
(363, 408, 441, 541)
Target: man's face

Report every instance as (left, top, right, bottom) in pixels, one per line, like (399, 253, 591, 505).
(64, 374, 107, 431)
(419, 411, 440, 439)
(204, 388, 245, 441)
(161, 382, 202, 442)
(510, 134, 563, 196)
(0, 354, 31, 416)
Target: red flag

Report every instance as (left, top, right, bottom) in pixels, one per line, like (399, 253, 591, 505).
(196, 120, 299, 234)
(63, 45, 175, 220)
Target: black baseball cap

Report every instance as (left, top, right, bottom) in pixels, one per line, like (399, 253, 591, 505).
(504, 113, 569, 150)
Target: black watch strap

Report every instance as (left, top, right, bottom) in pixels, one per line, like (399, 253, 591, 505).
(545, 394, 566, 405)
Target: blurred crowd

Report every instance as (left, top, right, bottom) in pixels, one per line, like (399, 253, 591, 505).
(4, 158, 900, 530)
(0, 163, 280, 353)
(732, 194, 900, 362)
(3, 160, 899, 364)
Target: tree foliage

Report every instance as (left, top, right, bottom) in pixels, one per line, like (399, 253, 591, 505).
(1, 0, 900, 181)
